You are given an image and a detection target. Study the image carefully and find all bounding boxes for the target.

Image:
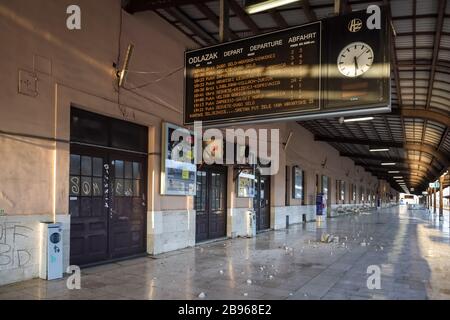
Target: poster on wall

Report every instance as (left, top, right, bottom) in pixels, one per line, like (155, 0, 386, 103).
(237, 169, 255, 198)
(161, 122, 196, 196)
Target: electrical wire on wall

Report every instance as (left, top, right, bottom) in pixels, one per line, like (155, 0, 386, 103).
(114, 7, 183, 114)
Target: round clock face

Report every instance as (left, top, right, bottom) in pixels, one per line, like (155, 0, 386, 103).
(337, 42, 374, 77)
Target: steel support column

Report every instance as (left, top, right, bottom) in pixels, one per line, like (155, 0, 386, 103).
(219, 0, 229, 42)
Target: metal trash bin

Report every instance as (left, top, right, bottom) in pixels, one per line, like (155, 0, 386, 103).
(246, 210, 256, 237)
(39, 222, 63, 280)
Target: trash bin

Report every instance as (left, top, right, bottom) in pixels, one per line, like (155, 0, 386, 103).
(39, 222, 63, 280)
(246, 210, 256, 237)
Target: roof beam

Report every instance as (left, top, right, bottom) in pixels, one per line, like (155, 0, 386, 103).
(355, 163, 436, 179)
(165, 7, 217, 45)
(341, 153, 439, 175)
(269, 9, 289, 28)
(196, 2, 239, 40)
(425, 0, 447, 109)
(124, 0, 209, 13)
(390, 108, 450, 127)
(314, 135, 403, 148)
(303, 0, 317, 21)
(438, 127, 449, 151)
(315, 135, 449, 166)
(229, 0, 260, 35)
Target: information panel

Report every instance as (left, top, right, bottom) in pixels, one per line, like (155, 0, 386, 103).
(184, 22, 322, 125)
(184, 7, 391, 126)
(161, 122, 196, 196)
(323, 8, 390, 111)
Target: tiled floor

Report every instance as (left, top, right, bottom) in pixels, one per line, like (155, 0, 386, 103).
(1, 205, 450, 300)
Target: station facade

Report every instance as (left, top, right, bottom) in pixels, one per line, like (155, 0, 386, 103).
(0, 0, 397, 286)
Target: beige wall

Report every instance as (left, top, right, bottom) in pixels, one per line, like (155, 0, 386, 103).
(0, 0, 197, 217)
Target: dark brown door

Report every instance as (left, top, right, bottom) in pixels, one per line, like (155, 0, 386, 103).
(69, 147, 109, 266)
(195, 166, 227, 242)
(109, 153, 147, 259)
(69, 107, 148, 266)
(255, 174, 271, 231)
(69, 147, 147, 266)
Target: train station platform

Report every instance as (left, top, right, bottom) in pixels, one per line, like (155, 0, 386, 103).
(1, 205, 449, 300)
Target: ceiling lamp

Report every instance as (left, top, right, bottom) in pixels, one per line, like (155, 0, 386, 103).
(388, 170, 400, 173)
(382, 162, 396, 166)
(369, 147, 390, 152)
(339, 116, 374, 124)
(245, 0, 300, 14)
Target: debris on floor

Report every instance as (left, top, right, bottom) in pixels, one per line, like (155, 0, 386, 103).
(198, 292, 206, 298)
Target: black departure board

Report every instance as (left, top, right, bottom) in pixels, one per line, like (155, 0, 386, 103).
(184, 22, 322, 125)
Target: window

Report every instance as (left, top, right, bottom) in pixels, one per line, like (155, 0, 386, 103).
(292, 166, 305, 203)
(236, 169, 255, 198)
(352, 184, 356, 202)
(113, 160, 142, 197)
(69, 154, 104, 217)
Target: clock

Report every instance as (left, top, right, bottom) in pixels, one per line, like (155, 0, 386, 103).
(337, 42, 374, 77)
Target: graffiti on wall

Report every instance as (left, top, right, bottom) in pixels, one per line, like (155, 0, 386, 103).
(0, 221, 34, 269)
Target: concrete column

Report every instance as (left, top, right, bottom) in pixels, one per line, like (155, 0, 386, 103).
(433, 187, 437, 214)
(439, 175, 444, 217)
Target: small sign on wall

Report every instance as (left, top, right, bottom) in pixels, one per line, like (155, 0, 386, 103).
(18, 69, 38, 97)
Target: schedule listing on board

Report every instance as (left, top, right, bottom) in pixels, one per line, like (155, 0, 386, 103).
(185, 22, 322, 125)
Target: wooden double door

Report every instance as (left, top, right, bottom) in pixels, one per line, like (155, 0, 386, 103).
(195, 166, 227, 242)
(69, 145, 147, 266)
(254, 173, 271, 231)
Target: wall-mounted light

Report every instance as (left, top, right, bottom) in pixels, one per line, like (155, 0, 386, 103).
(245, 0, 300, 14)
(117, 43, 134, 87)
(339, 116, 374, 124)
(369, 147, 389, 152)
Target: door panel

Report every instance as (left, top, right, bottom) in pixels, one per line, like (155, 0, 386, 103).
(69, 149, 109, 266)
(255, 174, 271, 231)
(109, 155, 147, 259)
(195, 166, 227, 242)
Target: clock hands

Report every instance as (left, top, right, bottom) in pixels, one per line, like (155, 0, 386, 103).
(353, 56, 359, 76)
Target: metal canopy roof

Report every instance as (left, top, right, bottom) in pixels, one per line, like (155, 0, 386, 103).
(123, 0, 450, 194)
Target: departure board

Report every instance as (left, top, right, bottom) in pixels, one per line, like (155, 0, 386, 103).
(184, 22, 322, 125)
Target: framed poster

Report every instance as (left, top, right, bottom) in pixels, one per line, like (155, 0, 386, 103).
(236, 169, 255, 198)
(292, 166, 304, 200)
(161, 122, 196, 196)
